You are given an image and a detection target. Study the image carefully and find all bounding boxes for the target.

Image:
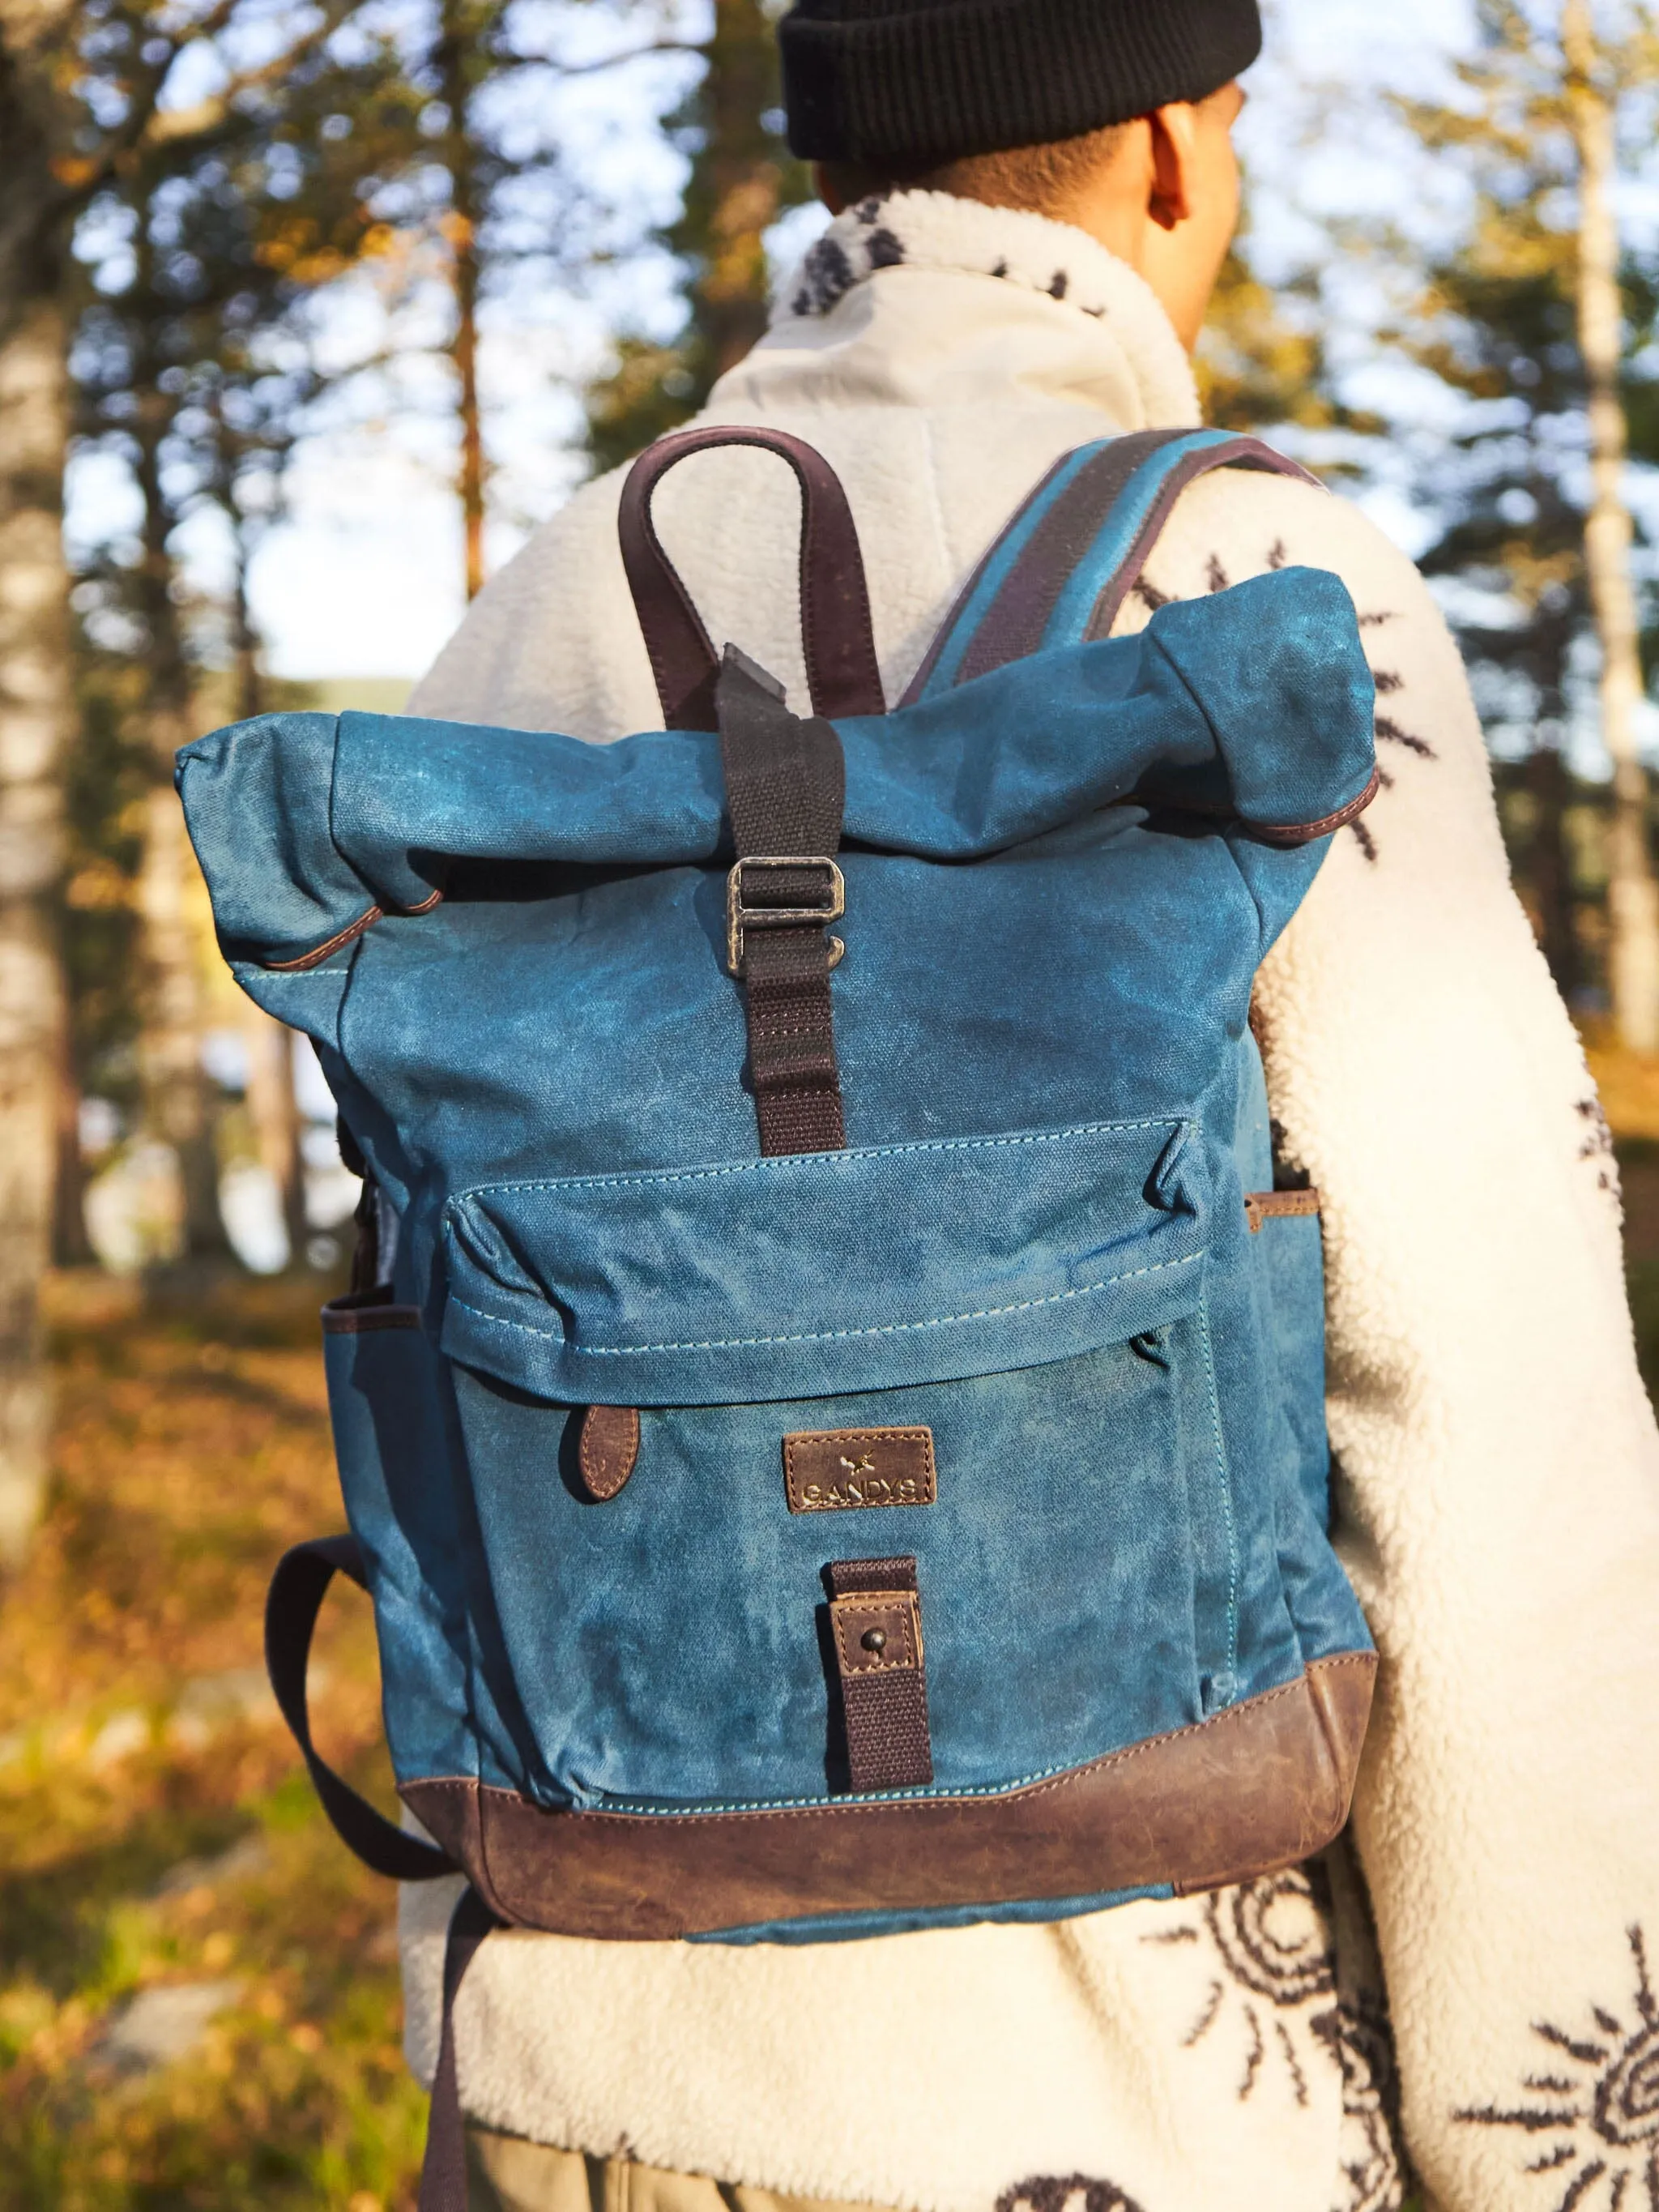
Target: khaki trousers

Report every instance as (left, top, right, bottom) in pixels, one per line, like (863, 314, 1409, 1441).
(466, 2129, 891, 2212)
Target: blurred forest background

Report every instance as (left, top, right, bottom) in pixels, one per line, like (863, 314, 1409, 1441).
(8, 0, 1659, 2201)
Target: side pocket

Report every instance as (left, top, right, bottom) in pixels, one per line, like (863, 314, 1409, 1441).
(1249, 1214, 1374, 1669)
(321, 1292, 476, 1787)
(1167, 1292, 1242, 1718)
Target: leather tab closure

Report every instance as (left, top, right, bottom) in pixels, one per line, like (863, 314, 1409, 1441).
(1243, 1188, 1322, 1234)
(831, 1589, 922, 1677)
(578, 1405, 641, 1500)
(825, 1556, 933, 1791)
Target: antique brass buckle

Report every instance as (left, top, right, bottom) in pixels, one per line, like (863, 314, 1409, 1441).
(726, 855, 845, 977)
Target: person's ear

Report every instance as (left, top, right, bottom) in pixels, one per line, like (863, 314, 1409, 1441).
(1146, 103, 1200, 232)
(814, 163, 849, 216)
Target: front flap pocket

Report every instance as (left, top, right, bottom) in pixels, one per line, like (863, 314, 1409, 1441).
(440, 1118, 1209, 1405)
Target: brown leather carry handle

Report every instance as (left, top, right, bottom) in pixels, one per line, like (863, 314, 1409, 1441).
(618, 425, 885, 731)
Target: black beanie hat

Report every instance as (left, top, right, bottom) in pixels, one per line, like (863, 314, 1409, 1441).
(780, 0, 1261, 169)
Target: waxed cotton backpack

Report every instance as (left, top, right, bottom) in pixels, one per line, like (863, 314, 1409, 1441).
(178, 424, 1381, 2208)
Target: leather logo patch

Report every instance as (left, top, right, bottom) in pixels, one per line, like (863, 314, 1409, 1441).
(783, 1428, 936, 1514)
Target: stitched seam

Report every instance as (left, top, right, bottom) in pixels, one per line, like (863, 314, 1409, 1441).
(1247, 769, 1380, 844)
(452, 1119, 1189, 1200)
(447, 1245, 1202, 1356)
(1196, 1287, 1240, 1693)
(418, 1656, 1376, 1820)
(262, 904, 382, 971)
(787, 1429, 930, 1447)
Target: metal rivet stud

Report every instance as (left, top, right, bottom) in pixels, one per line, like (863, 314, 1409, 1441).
(860, 1627, 887, 1653)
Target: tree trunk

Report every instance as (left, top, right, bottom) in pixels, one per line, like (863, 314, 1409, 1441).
(1564, 0, 1659, 1052)
(228, 530, 306, 1260)
(1528, 741, 1581, 997)
(242, 1005, 308, 1263)
(0, 295, 71, 1562)
(232, 526, 264, 721)
(437, 0, 487, 601)
(685, 0, 793, 382)
(53, 1006, 93, 1266)
(130, 307, 228, 1256)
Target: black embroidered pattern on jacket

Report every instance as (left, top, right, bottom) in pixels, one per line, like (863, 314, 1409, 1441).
(1132, 557, 1422, 866)
(1577, 1095, 1619, 1197)
(1374, 713, 1434, 759)
(1209, 1872, 1337, 2004)
(996, 2178, 1145, 2212)
(1145, 1870, 1336, 2101)
(1314, 2000, 1408, 2212)
(1454, 1926, 1659, 2211)
(1144, 1862, 1408, 2211)
(787, 194, 1120, 327)
(793, 235, 858, 318)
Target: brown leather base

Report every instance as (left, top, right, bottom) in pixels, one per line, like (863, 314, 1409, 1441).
(403, 1652, 1375, 1940)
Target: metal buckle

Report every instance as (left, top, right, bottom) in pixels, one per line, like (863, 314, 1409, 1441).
(726, 855, 846, 977)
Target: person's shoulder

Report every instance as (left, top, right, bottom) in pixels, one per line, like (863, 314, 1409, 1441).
(1145, 463, 1435, 627)
(409, 465, 649, 737)
(1134, 462, 1478, 757)
(1133, 456, 1497, 858)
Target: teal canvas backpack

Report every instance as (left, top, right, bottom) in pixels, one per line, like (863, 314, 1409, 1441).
(178, 425, 1380, 2206)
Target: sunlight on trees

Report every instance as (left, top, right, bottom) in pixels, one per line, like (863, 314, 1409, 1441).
(4, 0, 1659, 1585)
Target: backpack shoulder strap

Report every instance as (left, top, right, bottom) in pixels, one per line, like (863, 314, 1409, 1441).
(902, 428, 1320, 705)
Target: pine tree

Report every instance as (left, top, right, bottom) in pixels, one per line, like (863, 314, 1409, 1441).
(1, 0, 96, 1552)
(586, 0, 808, 475)
(1196, 225, 1352, 438)
(64, 0, 427, 1258)
(1391, 0, 1659, 1027)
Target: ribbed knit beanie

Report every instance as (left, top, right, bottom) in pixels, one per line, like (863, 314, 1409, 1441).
(780, 0, 1262, 168)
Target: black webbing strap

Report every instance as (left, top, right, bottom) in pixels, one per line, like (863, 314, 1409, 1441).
(419, 1885, 501, 2212)
(826, 1556, 933, 1791)
(264, 1535, 457, 1883)
(716, 647, 849, 1156)
(266, 1539, 501, 2210)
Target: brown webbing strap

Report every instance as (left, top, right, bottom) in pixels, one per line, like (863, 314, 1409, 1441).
(417, 1886, 501, 2212)
(618, 425, 885, 730)
(900, 432, 1320, 707)
(1082, 435, 1320, 645)
(827, 1555, 933, 1791)
(717, 648, 847, 1155)
(955, 429, 1193, 685)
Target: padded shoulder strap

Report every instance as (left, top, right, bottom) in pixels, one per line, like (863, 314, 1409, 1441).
(902, 428, 1320, 705)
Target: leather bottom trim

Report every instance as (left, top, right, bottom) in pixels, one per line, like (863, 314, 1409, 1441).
(402, 1650, 1375, 1941)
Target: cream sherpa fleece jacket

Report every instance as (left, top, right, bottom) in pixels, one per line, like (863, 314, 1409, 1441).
(402, 192, 1659, 2212)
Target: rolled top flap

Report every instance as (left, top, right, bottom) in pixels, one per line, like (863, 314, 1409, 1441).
(176, 568, 1375, 969)
(439, 1119, 1210, 1406)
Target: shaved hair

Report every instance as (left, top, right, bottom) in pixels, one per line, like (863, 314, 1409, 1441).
(820, 124, 1130, 221)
